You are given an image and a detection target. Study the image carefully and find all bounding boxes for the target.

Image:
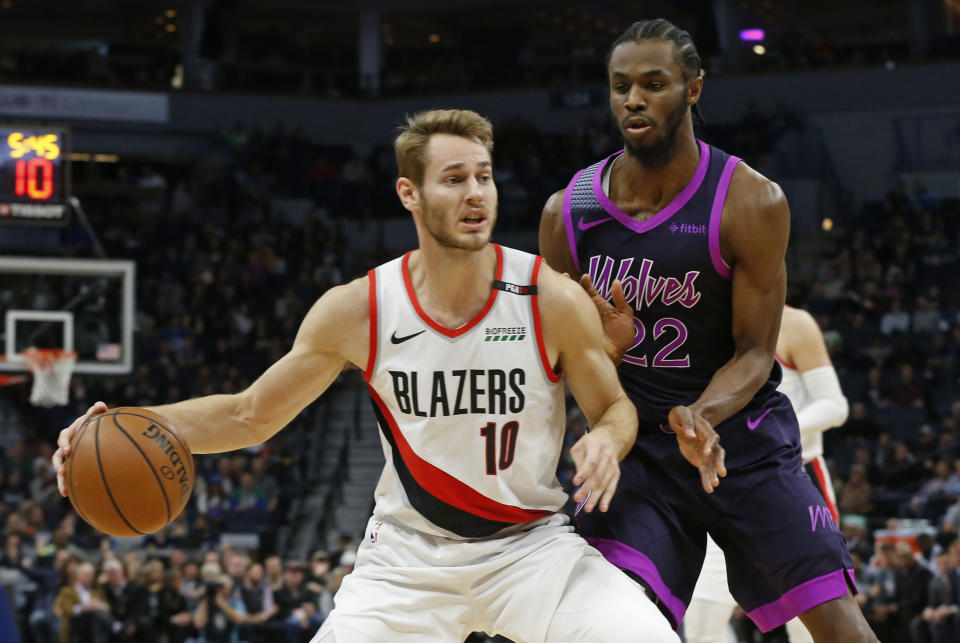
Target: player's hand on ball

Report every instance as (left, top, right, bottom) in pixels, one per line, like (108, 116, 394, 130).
(570, 430, 621, 513)
(669, 405, 727, 493)
(578, 275, 635, 364)
(52, 401, 108, 497)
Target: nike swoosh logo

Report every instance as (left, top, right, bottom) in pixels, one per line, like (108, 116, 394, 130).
(390, 330, 426, 344)
(746, 409, 773, 431)
(577, 216, 613, 231)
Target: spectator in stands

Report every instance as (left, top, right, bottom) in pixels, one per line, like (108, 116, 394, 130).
(864, 542, 898, 640)
(880, 298, 911, 336)
(240, 561, 276, 642)
(130, 559, 166, 642)
(53, 560, 112, 643)
(101, 558, 135, 642)
(892, 541, 933, 641)
(193, 574, 248, 643)
(270, 561, 322, 643)
(841, 515, 875, 562)
(913, 552, 958, 643)
(180, 559, 205, 610)
(840, 464, 875, 515)
(161, 568, 193, 643)
(251, 455, 279, 515)
(305, 550, 330, 595)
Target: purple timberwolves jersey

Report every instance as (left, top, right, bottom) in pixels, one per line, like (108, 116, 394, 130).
(563, 140, 781, 428)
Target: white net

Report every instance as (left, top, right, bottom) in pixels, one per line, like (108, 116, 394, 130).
(23, 348, 76, 407)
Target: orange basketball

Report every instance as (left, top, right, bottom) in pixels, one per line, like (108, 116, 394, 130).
(66, 407, 195, 538)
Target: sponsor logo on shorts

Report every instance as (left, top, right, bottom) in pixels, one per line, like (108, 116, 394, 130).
(809, 505, 839, 532)
(746, 408, 772, 431)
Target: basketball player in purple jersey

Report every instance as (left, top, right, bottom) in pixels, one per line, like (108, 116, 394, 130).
(539, 19, 877, 642)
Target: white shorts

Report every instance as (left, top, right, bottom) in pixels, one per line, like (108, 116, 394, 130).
(312, 513, 678, 643)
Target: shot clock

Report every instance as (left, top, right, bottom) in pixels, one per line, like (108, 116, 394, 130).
(0, 126, 70, 225)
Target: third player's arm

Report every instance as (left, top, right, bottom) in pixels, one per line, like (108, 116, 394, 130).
(145, 279, 369, 454)
(538, 264, 636, 512)
(783, 309, 849, 435)
(685, 166, 790, 428)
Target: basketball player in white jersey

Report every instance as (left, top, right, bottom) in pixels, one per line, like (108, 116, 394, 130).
(50, 109, 716, 642)
(684, 305, 849, 643)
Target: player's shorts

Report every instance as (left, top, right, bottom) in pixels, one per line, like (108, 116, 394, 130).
(313, 513, 678, 643)
(804, 454, 839, 524)
(578, 392, 855, 633)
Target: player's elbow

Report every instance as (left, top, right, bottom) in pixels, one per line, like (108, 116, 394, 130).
(833, 395, 850, 428)
(233, 389, 275, 447)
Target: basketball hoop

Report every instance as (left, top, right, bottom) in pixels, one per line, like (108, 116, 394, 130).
(22, 348, 77, 407)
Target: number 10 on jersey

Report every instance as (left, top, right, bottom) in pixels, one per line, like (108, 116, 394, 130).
(481, 421, 519, 474)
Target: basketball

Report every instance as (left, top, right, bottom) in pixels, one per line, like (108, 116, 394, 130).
(66, 407, 195, 538)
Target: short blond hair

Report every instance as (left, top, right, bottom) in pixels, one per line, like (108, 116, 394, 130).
(394, 109, 494, 186)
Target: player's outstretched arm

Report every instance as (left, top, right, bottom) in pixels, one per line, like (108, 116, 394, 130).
(145, 278, 368, 453)
(53, 277, 369, 494)
(781, 308, 849, 435)
(675, 164, 789, 429)
(538, 264, 637, 512)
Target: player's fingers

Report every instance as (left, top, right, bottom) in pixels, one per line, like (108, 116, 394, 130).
(61, 401, 107, 456)
(572, 450, 598, 487)
(693, 415, 717, 456)
(53, 450, 67, 496)
(700, 464, 718, 494)
(669, 407, 696, 439)
(610, 279, 632, 315)
(715, 445, 727, 478)
(579, 273, 601, 299)
(596, 462, 620, 512)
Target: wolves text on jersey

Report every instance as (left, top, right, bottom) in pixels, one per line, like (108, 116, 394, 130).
(587, 255, 701, 311)
(389, 368, 526, 418)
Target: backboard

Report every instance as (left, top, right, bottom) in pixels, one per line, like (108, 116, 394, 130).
(0, 256, 134, 374)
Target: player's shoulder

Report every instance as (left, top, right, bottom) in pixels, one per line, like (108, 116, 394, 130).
(726, 159, 788, 220)
(541, 188, 566, 219)
(782, 306, 821, 336)
(301, 276, 370, 343)
(535, 261, 593, 317)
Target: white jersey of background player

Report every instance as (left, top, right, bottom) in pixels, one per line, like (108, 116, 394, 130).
(685, 306, 849, 643)
(53, 109, 690, 643)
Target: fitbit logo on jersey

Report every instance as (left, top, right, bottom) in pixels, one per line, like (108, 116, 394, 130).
(668, 223, 706, 234)
(389, 369, 525, 417)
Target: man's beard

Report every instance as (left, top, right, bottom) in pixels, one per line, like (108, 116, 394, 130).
(622, 90, 689, 168)
(420, 194, 492, 251)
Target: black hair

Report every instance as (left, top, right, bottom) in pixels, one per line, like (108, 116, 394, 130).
(607, 18, 705, 125)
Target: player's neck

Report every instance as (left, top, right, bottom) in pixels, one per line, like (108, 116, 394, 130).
(613, 129, 700, 208)
(407, 244, 496, 328)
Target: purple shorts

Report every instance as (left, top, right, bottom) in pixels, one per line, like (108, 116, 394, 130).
(577, 392, 855, 632)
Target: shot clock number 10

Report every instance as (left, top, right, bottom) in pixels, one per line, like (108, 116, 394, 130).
(0, 126, 71, 225)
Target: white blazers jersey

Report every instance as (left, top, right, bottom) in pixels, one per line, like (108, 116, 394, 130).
(775, 355, 819, 461)
(364, 244, 569, 539)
